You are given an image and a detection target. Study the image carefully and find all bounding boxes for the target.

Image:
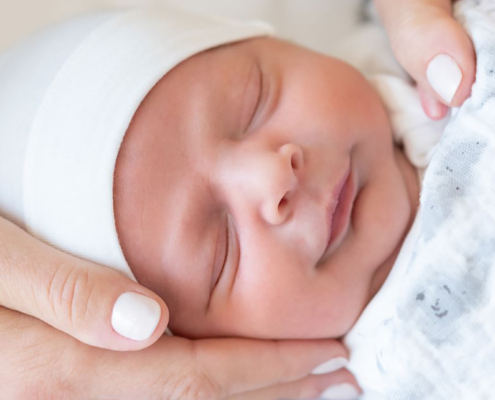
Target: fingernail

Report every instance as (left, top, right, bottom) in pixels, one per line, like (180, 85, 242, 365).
(426, 54, 462, 104)
(111, 292, 161, 341)
(320, 383, 360, 400)
(312, 357, 348, 374)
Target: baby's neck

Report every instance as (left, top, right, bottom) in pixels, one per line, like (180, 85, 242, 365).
(367, 146, 420, 301)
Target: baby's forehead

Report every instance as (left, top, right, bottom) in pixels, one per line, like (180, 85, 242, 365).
(130, 38, 272, 138)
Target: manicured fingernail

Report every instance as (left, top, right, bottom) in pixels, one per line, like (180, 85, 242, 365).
(312, 357, 348, 374)
(111, 292, 161, 341)
(321, 383, 360, 400)
(427, 54, 462, 104)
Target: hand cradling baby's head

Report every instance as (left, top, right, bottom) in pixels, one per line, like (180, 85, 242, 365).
(0, 6, 419, 341)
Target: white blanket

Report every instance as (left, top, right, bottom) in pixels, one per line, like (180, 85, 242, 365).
(349, 1, 495, 399)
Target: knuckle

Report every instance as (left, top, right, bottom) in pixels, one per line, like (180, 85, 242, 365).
(388, 19, 421, 62)
(389, 10, 455, 67)
(165, 343, 223, 400)
(148, 340, 223, 400)
(46, 262, 92, 330)
(168, 369, 223, 400)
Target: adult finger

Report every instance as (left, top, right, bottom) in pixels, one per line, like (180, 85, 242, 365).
(374, 0, 476, 110)
(223, 369, 361, 400)
(79, 336, 356, 400)
(1, 307, 359, 400)
(0, 215, 169, 351)
(418, 85, 450, 120)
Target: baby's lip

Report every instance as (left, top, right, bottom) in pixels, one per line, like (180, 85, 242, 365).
(320, 163, 355, 262)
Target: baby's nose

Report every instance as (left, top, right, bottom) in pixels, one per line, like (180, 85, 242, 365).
(260, 143, 304, 225)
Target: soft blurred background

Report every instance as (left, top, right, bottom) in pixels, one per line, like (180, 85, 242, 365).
(0, 0, 367, 56)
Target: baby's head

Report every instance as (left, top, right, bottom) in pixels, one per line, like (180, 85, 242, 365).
(113, 36, 420, 339)
(0, 7, 419, 341)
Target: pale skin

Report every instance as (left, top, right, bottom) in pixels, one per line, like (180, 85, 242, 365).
(0, 1, 475, 399)
(114, 36, 420, 340)
(374, 0, 475, 119)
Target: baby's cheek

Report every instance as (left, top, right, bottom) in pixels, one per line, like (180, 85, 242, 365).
(227, 271, 333, 338)
(222, 266, 307, 336)
(355, 82, 394, 143)
(357, 161, 411, 262)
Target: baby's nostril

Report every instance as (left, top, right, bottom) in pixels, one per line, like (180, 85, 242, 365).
(291, 153, 298, 170)
(290, 149, 303, 171)
(278, 196, 288, 211)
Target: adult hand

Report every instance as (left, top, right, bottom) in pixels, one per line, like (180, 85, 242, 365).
(0, 215, 169, 351)
(374, 0, 476, 120)
(1, 307, 359, 400)
(0, 215, 361, 399)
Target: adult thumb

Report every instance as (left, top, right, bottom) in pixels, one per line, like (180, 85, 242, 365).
(374, 0, 476, 110)
(0, 216, 169, 351)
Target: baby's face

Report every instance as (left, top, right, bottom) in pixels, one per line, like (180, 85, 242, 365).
(114, 37, 419, 339)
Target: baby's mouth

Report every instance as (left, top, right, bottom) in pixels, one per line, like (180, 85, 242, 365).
(320, 164, 356, 262)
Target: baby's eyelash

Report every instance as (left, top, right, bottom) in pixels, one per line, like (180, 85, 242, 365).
(242, 62, 263, 135)
(214, 218, 230, 289)
(248, 64, 263, 130)
(211, 214, 231, 296)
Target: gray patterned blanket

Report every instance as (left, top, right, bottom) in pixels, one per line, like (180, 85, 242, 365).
(379, 0, 495, 398)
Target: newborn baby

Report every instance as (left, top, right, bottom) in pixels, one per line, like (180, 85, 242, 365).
(113, 35, 420, 340)
(0, 5, 435, 398)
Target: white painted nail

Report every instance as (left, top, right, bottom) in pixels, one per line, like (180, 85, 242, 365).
(111, 292, 161, 341)
(311, 357, 348, 374)
(320, 383, 360, 400)
(426, 54, 463, 104)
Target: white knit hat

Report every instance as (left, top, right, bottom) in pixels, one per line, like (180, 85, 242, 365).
(0, 7, 274, 281)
